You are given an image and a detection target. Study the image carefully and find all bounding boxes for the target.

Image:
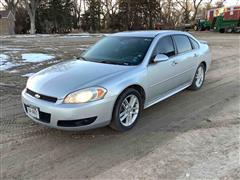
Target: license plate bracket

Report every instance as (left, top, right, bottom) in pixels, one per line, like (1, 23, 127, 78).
(26, 105, 40, 119)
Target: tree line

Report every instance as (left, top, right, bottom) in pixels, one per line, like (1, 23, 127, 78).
(1, 0, 216, 34)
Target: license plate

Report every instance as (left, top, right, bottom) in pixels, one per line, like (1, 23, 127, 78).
(27, 106, 39, 119)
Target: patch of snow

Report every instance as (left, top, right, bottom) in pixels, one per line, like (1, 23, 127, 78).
(0, 54, 9, 61)
(0, 62, 17, 71)
(47, 60, 60, 64)
(0, 54, 19, 71)
(61, 35, 91, 39)
(80, 45, 91, 47)
(60, 33, 104, 39)
(9, 69, 20, 73)
(44, 47, 58, 51)
(77, 45, 91, 51)
(22, 73, 35, 77)
(0, 33, 108, 39)
(67, 33, 91, 36)
(77, 48, 88, 51)
(0, 54, 17, 71)
(22, 53, 55, 62)
(0, 47, 26, 51)
(6, 51, 19, 54)
(1, 34, 54, 39)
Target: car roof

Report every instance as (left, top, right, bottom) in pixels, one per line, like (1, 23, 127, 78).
(112, 30, 187, 38)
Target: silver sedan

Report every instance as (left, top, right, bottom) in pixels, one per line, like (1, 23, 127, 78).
(22, 31, 211, 131)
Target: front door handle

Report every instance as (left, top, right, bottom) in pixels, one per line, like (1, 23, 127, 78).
(171, 61, 178, 66)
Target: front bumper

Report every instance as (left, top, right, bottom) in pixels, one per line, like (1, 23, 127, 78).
(21, 89, 116, 130)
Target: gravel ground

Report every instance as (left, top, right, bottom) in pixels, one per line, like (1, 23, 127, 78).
(0, 32, 240, 180)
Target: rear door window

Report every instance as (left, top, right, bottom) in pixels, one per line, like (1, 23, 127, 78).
(189, 38, 199, 49)
(173, 35, 192, 54)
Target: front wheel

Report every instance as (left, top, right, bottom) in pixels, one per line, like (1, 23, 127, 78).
(194, 25, 198, 31)
(189, 64, 206, 90)
(110, 88, 143, 131)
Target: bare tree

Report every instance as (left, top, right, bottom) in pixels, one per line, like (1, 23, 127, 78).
(101, 0, 119, 29)
(1, 0, 20, 16)
(83, 0, 86, 12)
(102, 0, 118, 17)
(73, 0, 83, 28)
(158, 0, 182, 27)
(191, 0, 204, 21)
(23, 0, 41, 34)
(176, 0, 191, 23)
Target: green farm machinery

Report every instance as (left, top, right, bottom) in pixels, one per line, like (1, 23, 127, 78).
(194, 6, 240, 33)
(194, 19, 211, 31)
(211, 16, 240, 33)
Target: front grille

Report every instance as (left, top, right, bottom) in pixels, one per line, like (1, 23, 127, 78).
(26, 88, 57, 103)
(57, 117, 97, 127)
(24, 104, 51, 123)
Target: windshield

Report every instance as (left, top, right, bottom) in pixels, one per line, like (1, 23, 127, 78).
(82, 36, 153, 66)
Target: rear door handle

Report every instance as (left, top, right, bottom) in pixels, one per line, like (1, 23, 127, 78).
(194, 53, 199, 57)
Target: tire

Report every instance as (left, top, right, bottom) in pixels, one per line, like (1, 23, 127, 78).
(189, 64, 206, 91)
(219, 28, 225, 33)
(234, 28, 240, 33)
(226, 28, 233, 33)
(109, 88, 143, 132)
(194, 25, 198, 31)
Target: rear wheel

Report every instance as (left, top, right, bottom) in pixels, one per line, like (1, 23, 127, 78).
(199, 26, 204, 31)
(234, 28, 240, 33)
(226, 27, 233, 33)
(189, 64, 206, 90)
(110, 88, 143, 131)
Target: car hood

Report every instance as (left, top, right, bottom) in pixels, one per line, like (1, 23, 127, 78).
(27, 60, 132, 99)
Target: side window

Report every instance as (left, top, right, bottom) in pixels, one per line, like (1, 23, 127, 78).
(173, 35, 192, 54)
(189, 38, 199, 49)
(154, 36, 175, 57)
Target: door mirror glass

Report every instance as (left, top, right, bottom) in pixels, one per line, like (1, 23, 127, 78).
(153, 54, 169, 63)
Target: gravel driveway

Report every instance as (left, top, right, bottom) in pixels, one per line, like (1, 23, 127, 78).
(0, 32, 239, 180)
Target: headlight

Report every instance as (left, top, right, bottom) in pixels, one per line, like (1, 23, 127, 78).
(63, 87, 107, 104)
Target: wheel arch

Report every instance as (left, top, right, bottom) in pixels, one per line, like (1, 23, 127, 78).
(112, 84, 146, 114)
(200, 61, 207, 71)
(115, 84, 146, 104)
(125, 84, 146, 103)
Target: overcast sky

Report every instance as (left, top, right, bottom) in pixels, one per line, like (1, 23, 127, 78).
(212, 0, 240, 6)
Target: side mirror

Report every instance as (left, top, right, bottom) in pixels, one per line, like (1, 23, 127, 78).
(153, 54, 169, 63)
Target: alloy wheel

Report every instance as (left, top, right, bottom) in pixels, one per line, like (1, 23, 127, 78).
(119, 94, 140, 127)
(195, 66, 204, 88)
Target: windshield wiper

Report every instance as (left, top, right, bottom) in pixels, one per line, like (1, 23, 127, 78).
(77, 56, 88, 61)
(100, 60, 129, 66)
(77, 57, 130, 66)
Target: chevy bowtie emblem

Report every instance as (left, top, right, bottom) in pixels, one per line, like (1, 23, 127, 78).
(35, 94, 41, 99)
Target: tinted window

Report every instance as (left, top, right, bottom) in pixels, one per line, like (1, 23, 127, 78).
(189, 38, 199, 49)
(173, 35, 192, 53)
(154, 36, 175, 57)
(83, 36, 153, 66)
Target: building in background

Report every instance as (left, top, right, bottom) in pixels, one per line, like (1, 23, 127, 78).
(0, 10, 15, 35)
(207, 6, 240, 22)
